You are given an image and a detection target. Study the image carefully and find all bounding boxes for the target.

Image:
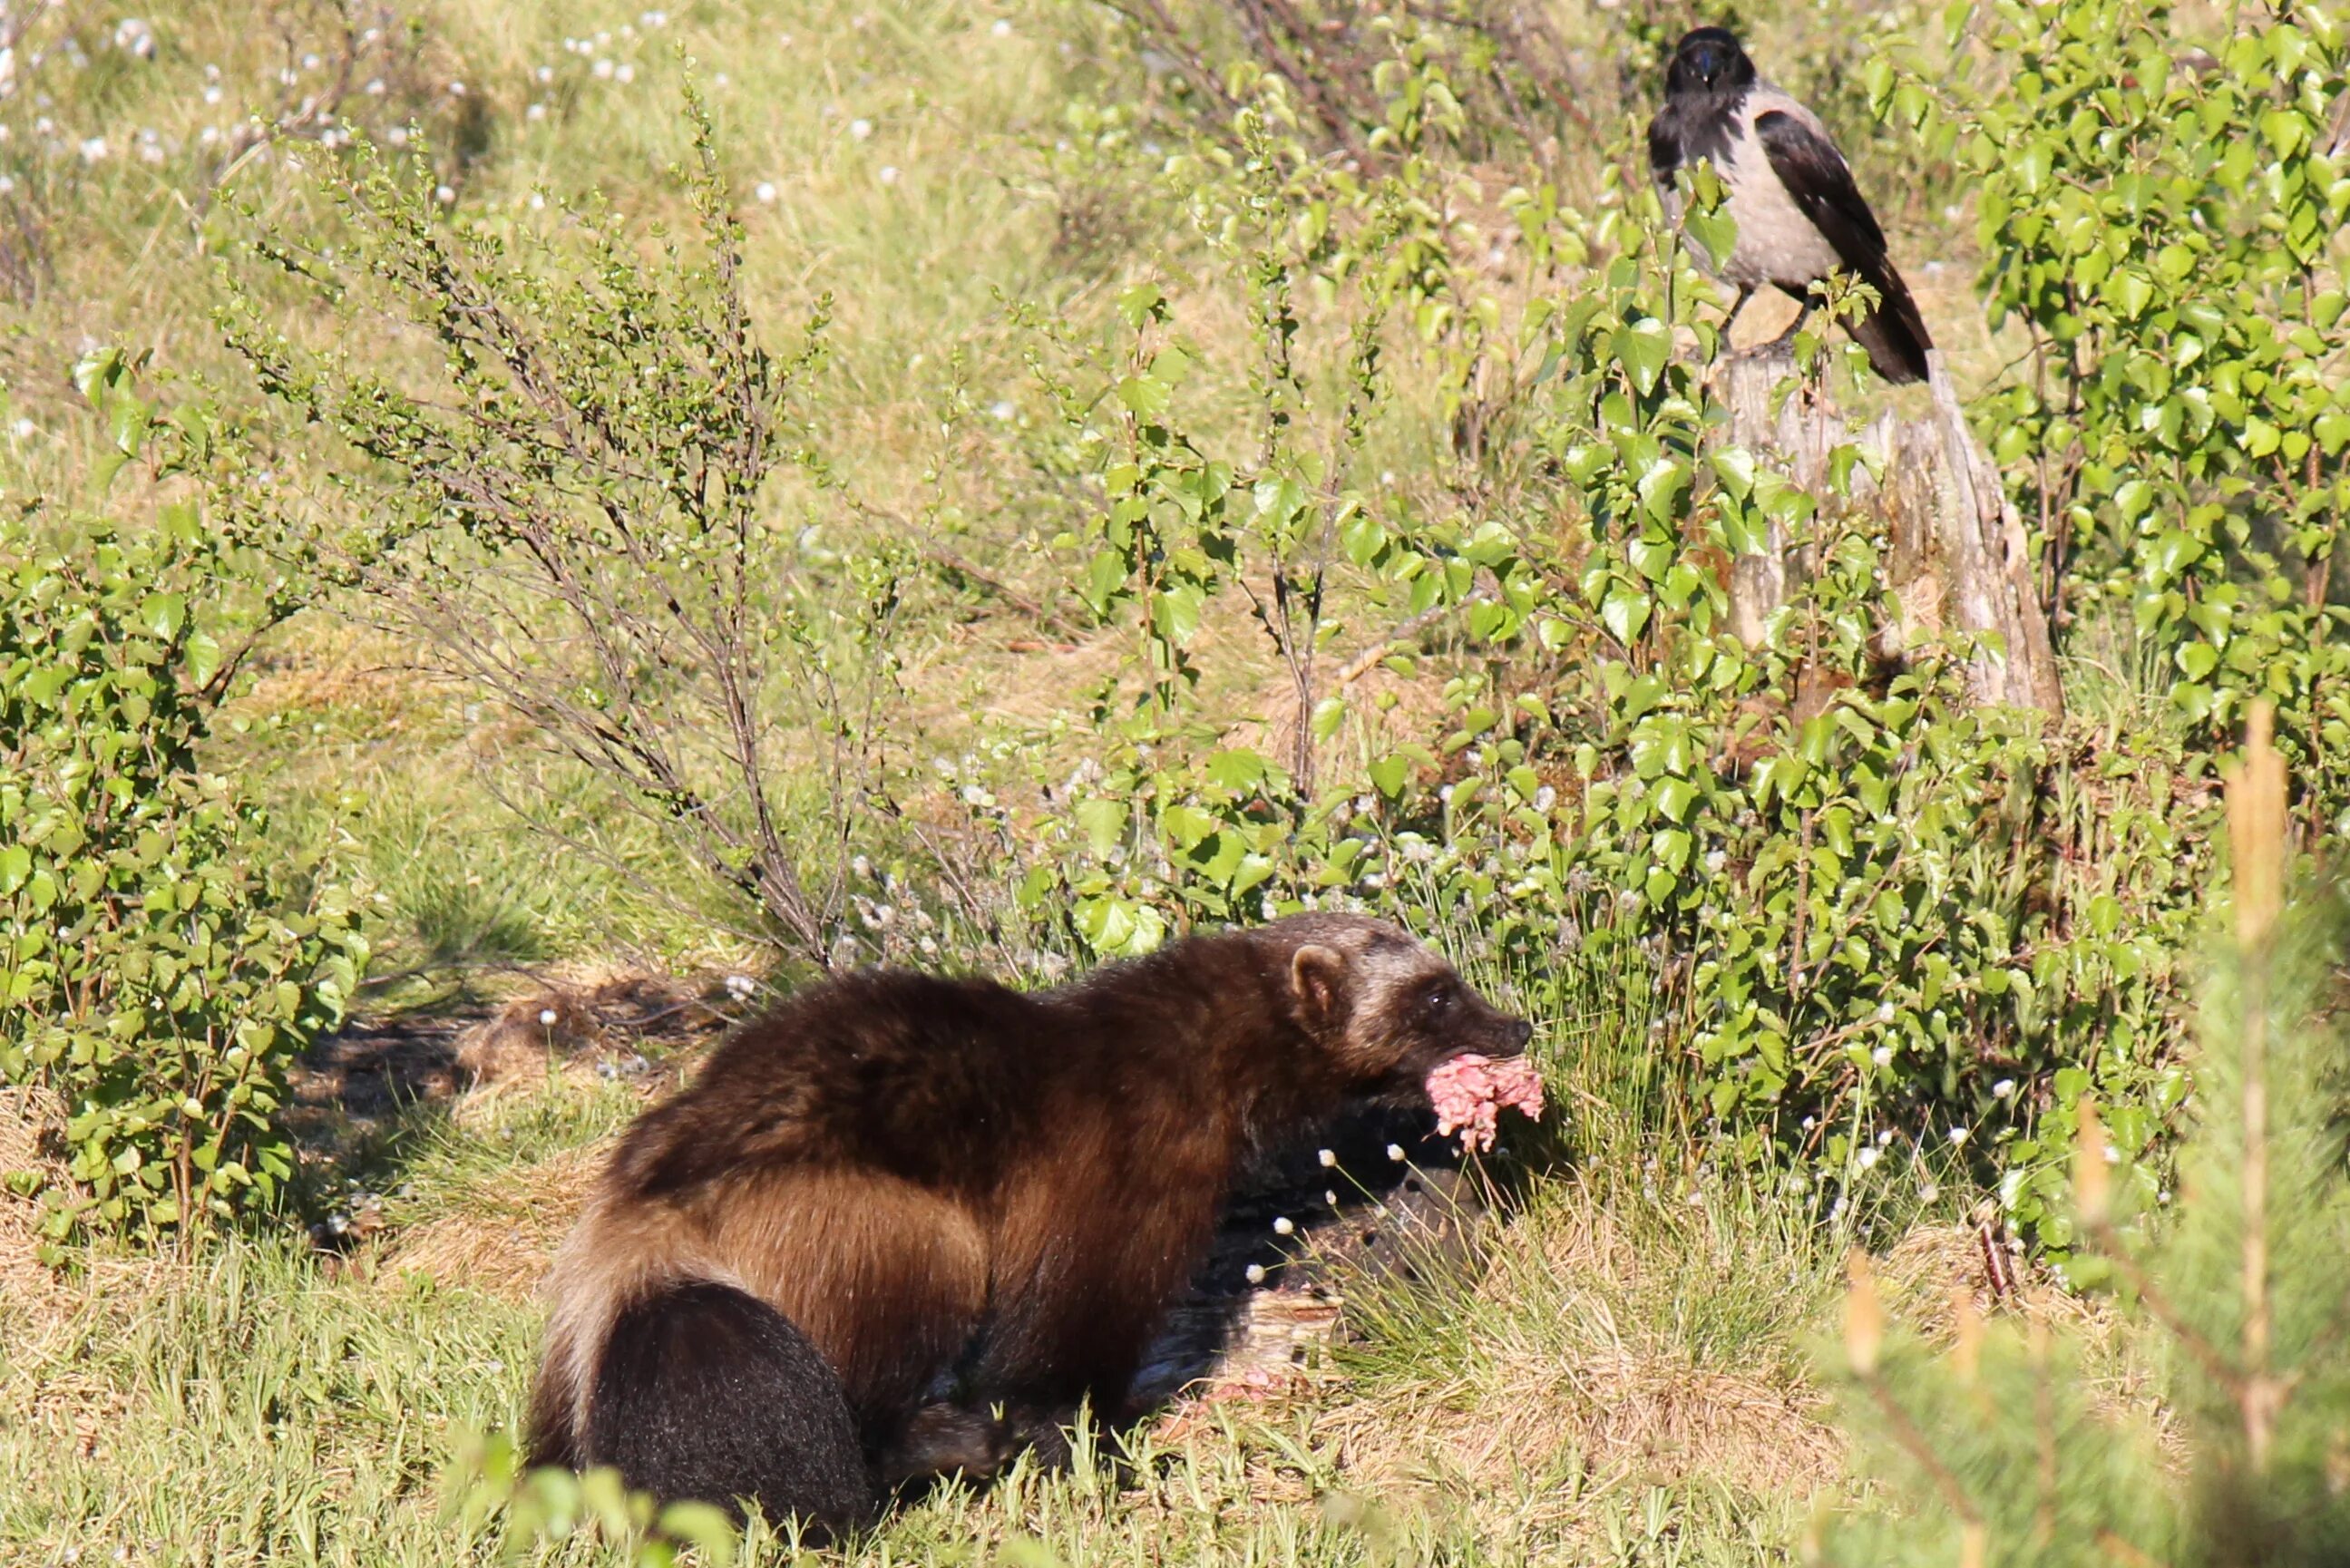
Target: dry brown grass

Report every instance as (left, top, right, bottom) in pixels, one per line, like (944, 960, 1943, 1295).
(0, 1086, 66, 1321)
(1303, 1191, 1844, 1530)
(379, 1137, 612, 1304)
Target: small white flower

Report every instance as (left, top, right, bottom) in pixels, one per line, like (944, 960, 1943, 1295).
(2103, 1144, 2121, 1165)
(204, 83, 225, 104)
(449, 80, 466, 96)
(1877, 1128, 1895, 1146)
(1324, 1190, 1339, 1207)
(1857, 1146, 1882, 1170)
(536, 65, 554, 83)
(593, 58, 614, 79)
(1272, 1216, 1293, 1235)
(851, 854, 873, 880)
(1800, 1115, 1816, 1131)
(1317, 1148, 1336, 1167)
(878, 164, 899, 185)
(614, 63, 635, 84)
(1992, 1078, 2015, 1099)
(990, 399, 1016, 422)
(1947, 1126, 1969, 1145)
(754, 180, 777, 203)
(387, 126, 409, 146)
(992, 18, 1013, 35)
(79, 136, 109, 162)
(1386, 1144, 1406, 1163)
(1874, 1002, 1895, 1024)
(850, 117, 873, 139)
(1870, 1045, 1893, 1066)
(434, 183, 455, 204)
(1533, 785, 1557, 813)
(1244, 1263, 1265, 1284)
(527, 102, 548, 122)
(538, 1008, 559, 1027)
(1919, 1183, 1940, 1203)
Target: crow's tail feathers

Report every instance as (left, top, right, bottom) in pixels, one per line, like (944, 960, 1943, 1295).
(1849, 260, 1934, 385)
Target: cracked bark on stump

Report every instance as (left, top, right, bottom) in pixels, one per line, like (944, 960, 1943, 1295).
(1711, 349, 2063, 719)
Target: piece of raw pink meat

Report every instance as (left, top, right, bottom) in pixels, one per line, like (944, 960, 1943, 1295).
(1425, 1053, 1546, 1154)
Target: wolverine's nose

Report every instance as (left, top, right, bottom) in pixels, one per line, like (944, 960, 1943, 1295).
(1506, 1018, 1534, 1052)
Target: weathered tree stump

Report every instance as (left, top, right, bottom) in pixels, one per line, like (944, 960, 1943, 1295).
(1710, 348, 2063, 718)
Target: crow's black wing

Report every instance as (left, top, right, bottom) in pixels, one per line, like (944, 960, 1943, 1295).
(1753, 107, 1933, 382)
(1751, 108, 1887, 261)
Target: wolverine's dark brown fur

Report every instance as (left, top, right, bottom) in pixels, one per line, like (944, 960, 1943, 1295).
(526, 913, 1531, 1533)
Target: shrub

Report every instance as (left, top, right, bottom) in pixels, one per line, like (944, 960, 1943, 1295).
(221, 93, 920, 972)
(1821, 710, 2350, 1566)
(964, 5, 2336, 1240)
(1877, 0, 2350, 769)
(0, 352, 367, 1245)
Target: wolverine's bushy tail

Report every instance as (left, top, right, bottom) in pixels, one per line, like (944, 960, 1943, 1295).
(531, 1280, 875, 1541)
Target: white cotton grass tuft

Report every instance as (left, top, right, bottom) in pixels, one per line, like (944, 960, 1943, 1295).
(1272, 1216, 1293, 1236)
(538, 1008, 559, 1027)
(1385, 1143, 1406, 1162)
(1317, 1148, 1336, 1167)
(1243, 1263, 1265, 1285)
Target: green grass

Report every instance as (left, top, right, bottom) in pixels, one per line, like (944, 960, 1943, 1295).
(3, 955, 1871, 1566)
(3, 1127, 1847, 1566)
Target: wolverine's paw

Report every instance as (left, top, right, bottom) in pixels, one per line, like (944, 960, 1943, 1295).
(877, 1402, 1019, 1489)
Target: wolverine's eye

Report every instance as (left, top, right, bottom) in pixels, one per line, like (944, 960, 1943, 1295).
(1422, 984, 1455, 1017)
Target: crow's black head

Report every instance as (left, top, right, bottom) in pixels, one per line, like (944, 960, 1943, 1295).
(1664, 26, 1757, 98)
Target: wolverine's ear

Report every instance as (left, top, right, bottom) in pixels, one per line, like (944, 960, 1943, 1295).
(1291, 945, 1348, 1028)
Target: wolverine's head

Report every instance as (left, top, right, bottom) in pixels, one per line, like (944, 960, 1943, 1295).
(1265, 914, 1533, 1096)
(1664, 26, 1757, 98)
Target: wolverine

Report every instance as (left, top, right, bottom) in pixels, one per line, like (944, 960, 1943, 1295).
(526, 913, 1534, 1536)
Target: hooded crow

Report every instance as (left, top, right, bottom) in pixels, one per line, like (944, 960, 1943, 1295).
(1647, 26, 1934, 385)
